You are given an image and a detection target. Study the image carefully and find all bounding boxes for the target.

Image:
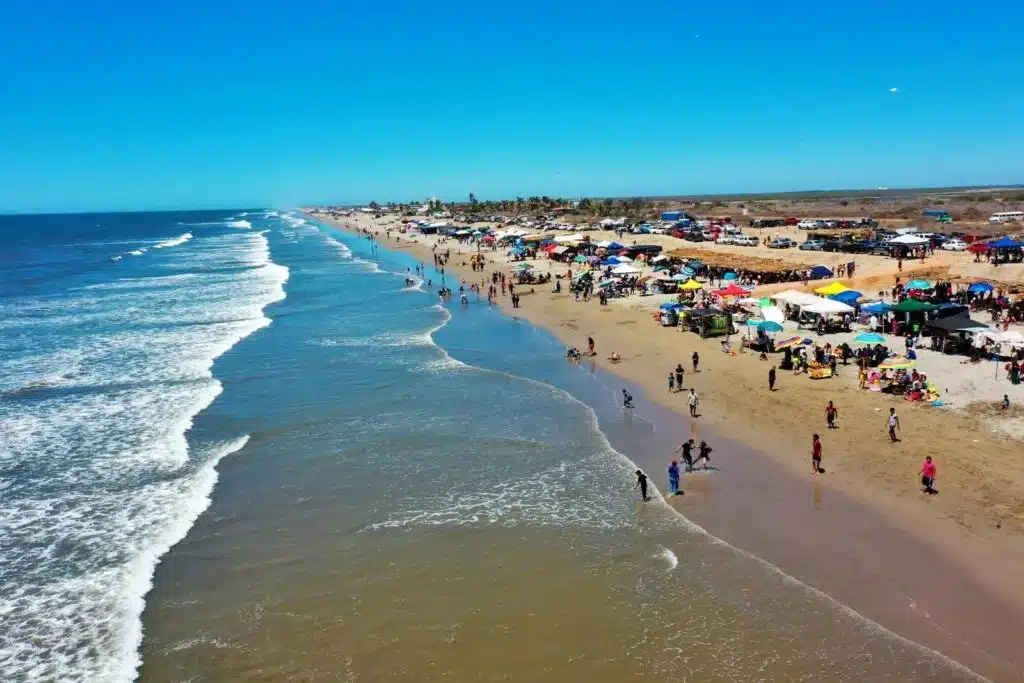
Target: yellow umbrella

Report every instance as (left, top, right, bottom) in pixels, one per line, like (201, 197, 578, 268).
(815, 282, 851, 296)
(678, 279, 703, 290)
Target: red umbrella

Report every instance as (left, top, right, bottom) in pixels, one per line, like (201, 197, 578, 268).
(713, 283, 751, 297)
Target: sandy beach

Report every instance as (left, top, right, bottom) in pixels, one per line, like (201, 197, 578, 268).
(311, 209, 1024, 681)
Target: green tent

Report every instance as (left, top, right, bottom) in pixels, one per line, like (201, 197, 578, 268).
(891, 298, 936, 313)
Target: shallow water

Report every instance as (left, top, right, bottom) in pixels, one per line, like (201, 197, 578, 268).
(129, 218, 980, 682)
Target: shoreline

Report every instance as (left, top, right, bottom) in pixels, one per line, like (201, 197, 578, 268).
(311, 211, 1024, 681)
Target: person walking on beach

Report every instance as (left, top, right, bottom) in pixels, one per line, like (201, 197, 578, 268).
(668, 460, 681, 495)
(674, 364, 684, 391)
(920, 456, 937, 494)
(888, 407, 901, 442)
(812, 433, 822, 474)
(687, 389, 699, 417)
(634, 469, 649, 502)
(768, 366, 776, 392)
(825, 400, 838, 429)
(692, 351, 700, 373)
(693, 441, 713, 470)
(588, 336, 595, 356)
(667, 372, 675, 393)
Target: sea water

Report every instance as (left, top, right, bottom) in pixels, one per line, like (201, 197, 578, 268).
(1, 211, 982, 682)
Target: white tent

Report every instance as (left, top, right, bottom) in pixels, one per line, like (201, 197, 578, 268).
(553, 234, 584, 243)
(803, 299, 855, 315)
(599, 218, 617, 227)
(651, 254, 667, 263)
(771, 290, 821, 307)
(888, 234, 929, 245)
(612, 264, 641, 275)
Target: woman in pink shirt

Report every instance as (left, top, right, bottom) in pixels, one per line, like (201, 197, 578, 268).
(920, 456, 937, 494)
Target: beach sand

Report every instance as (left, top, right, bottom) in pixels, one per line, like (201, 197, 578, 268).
(311, 210, 1024, 681)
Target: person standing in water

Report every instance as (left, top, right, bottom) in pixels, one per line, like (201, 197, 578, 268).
(622, 389, 634, 411)
(667, 460, 680, 496)
(634, 469, 649, 501)
(693, 441, 713, 470)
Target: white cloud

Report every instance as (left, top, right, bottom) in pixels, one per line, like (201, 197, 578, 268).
(889, 87, 900, 93)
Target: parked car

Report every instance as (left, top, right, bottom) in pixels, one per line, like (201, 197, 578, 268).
(682, 232, 704, 242)
(942, 239, 968, 251)
(701, 229, 717, 241)
(734, 235, 759, 247)
(768, 238, 795, 249)
(799, 240, 825, 251)
(821, 240, 846, 252)
(717, 234, 736, 245)
(797, 220, 819, 230)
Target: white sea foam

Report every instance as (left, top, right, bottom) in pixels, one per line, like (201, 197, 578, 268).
(126, 248, 147, 256)
(226, 219, 252, 229)
(0, 226, 288, 682)
(658, 546, 679, 570)
(152, 232, 193, 249)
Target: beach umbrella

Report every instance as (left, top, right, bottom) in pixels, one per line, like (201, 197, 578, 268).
(879, 356, 915, 369)
(749, 320, 784, 333)
(854, 332, 886, 344)
(678, 279, 703, 290)
(905, 279, 933, 291)
(713, 283, 751, 297)
(775, 335, 805, 350)
(723, 272, 737, 280)
(968, 282, 993, 294)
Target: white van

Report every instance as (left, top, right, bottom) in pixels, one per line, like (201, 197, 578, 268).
(797, 220, 818, 230)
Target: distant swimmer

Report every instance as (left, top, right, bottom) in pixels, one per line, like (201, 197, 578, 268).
(634, 469, 649, 502)
(622, 389, 634, 411)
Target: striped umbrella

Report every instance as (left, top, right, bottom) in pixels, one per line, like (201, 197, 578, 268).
(775, 335, 805, 350)
(879, 356, 915, 369)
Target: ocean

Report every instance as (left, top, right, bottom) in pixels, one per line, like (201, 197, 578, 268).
(0, 211, 982, 682)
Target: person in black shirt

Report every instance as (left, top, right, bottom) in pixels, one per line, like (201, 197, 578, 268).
(768, 366, 777, 392)
(693, 441, 713, 470)
(634, 470, 649, 501)
(676, 438, 695, 472)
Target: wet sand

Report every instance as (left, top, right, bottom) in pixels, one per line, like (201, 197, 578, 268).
(313, 212, 1024, 681)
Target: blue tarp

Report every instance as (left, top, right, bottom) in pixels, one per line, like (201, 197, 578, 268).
(606, 241, 623, 250)
(862, 302, 892, 313)
(661, 211, 684, 221)
(809, 265, 833, 279)
(968, 282, 994, 293)
(660, 302, 684, 310)
(987, 237, 1023, 249)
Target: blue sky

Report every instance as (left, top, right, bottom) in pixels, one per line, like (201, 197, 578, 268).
(2, 0, 1022, 213)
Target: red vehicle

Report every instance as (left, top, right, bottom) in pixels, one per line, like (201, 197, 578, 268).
(785, 217, 798, 225)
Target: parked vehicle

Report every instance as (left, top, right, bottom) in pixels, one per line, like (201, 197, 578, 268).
(682, 232, 704, 242)
(799, 240, 825, 251)
(768, 238, 795, 249)
(734, 235, 759, 247)
(797, 220, 819, 230)
(717, 234, 736, 245)
(701, 229, 717, 241)
(941, 239, 968, 251)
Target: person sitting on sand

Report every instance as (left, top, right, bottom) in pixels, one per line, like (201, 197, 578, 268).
(1002, 394, 1011, 410)
(608, 351, 621, 363)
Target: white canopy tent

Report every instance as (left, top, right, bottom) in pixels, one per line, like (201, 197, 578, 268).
(760, 305, 785, 324)
(553, 234, 585, 243)
(611, 264, 641, 275)
(803, 299, 855, 315)
(888, 234, 929, 245)
(771, 290, 821, 307)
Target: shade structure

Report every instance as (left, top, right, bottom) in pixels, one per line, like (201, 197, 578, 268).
(678, 278, 703, 289)
(987, 237, 1023, 249)
(760, 321, 784, 333)
(968, 282, 994, 293)
(905, 279, 933, 290)
(891, 298, 936, 313)
(889, 234, 929, 245)
(611, 264, 639, 276)
(879, 356, 915, 369)
(760, 305, 785, 324)
(861, 301, 893, 313)
(815, 282, 850, 296)
(854, 332, 886, 344)
(713, 283, 751, 297)
(775, 335, 805, 350)
(831, 290, 862, 305)
(723, 272, 737, 280)
(803, 299, 855, 315)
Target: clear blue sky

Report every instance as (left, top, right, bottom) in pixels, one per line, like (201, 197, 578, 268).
(2, 0, 1022, 213)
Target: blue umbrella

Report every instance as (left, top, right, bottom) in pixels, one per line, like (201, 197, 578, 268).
(968, 282, 994, 293)
(854, 332, 886, 344)
(761, 321, 783, 333)
(905, 279, 932, 290)
(723, 272, 737, 280)
(831, 290, 862, 304)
